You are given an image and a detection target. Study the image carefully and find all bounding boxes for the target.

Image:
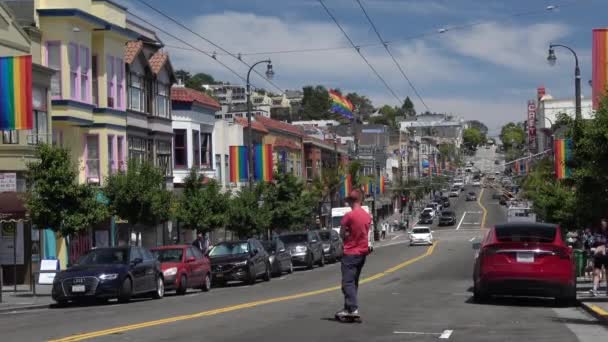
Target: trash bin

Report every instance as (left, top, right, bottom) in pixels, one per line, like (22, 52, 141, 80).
(574, 249, 584, 277)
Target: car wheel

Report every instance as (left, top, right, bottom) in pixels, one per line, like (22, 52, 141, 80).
(306, 254, 314, 270)
(201, 273, 211, 292)
(556, 286, 577, 307)
(118, 277, 132, 303)
(152, 275, 164, 299)
(319, 253, 325, 267)
(263, 263, 271, 282)
(176, 275, 187, 295)
(288, 261, 294, 274)
(473, 283, 488, 303)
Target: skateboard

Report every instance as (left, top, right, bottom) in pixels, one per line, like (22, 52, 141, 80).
(335, 313, 362, 323)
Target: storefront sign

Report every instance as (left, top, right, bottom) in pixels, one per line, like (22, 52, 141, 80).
(0, 173, 16, 192)
(527, 100, 537, 151)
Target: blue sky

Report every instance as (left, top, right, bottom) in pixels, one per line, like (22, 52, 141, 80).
(118, 0, 608, 134)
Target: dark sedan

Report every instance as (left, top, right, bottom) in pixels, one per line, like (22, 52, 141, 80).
(279, 231, 324, 269)
(439, 211, 456, 226)
(209, 239, 271, 286)
(261, 239, 293, 277)
(419, 212, 434, 224)
(318, 230, 343, 263)
(52, 247, 164, 305)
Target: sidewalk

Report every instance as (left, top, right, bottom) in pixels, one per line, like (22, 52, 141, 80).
(577, 276, 608, 323)
(0, 284, 53, 313)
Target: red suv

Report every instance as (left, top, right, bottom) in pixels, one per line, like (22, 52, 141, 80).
(151, 245, 211, 294)
(473, 223, 576, 305)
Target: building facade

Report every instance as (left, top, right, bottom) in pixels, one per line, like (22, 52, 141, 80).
(536, 94, 594, 152)
(254, 116, 304, 179)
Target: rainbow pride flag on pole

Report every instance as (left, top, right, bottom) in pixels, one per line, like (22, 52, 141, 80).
(554, 138, 573, 179)
(378, 176, 385, 194)
(0, 55, 33, 130)
(340, 174, 352, 198)
(254, 144, 273, 182)
(229, 145, 249, 183)
(329, 90, 354, 120)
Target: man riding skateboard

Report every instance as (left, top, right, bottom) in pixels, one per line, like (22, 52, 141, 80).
(335, 189, 372, 322)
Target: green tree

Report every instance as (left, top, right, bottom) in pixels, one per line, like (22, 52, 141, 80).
(262, 173, 316, 232)
(466, 120, 489, 135)
(104, 160, 173, 228)
(301, 85, 330, 120)
(26, 144, 108, 237)
(176, 169, 229, 234)
(499, 122, 526, 148)
(346, 92, 374, 118)
(463, 127, 485, 148)
(226, 185, 270, 239)
(401, 96, 416, 117)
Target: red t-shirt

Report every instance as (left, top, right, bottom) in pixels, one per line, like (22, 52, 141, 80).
(341, 206, 372, 256)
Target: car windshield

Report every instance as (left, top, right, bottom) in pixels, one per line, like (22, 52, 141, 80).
(421, 212, 431, 218)
(209, 242, 249, 256)
(495, 225, 556, 243)
(279, 234, 308, 244)
(412, 228, 430, 234)
(318, 231, 331, 241)
(79, 249, 128, 265)
(152, 249, 183, 263)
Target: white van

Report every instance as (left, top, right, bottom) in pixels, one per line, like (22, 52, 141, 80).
(331, 206, 375, 252)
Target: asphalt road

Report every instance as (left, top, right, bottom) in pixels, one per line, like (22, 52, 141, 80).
(1, 153, 606, 341)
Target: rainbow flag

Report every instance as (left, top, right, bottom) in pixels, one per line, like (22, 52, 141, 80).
(514, 160, 520, 175)
(329, 90, 354, 120)
(362, 182, 370, 195)
(340, 174, 352, 198)
(229, 145, 249, 183)
(254, 144, 273, 182)
(0, 55, 33, 130)
(554, 138, 572, 179)
(377, 176, 385, 194)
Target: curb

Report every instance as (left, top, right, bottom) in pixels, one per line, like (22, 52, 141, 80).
(580, 301, 608, 324)
(0, 303, 51, 313)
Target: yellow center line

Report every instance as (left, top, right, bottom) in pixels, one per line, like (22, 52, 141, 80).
(477, 188, 488, 230)
(590, 304, 608, 316)
(49, 242, 439, 342)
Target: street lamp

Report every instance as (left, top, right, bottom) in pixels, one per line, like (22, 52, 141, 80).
(546, 43, 582, 126)
(246, 60, 274, 189)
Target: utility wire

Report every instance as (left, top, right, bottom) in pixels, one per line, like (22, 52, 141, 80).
(318, 0, 402, 104)
(134, 0, 284, 95)
(356, 0, 430, 112)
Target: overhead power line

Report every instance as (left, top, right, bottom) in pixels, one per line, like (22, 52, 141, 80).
(134, 0, 285, 95)
(356, 0, 430, 113)
(318, 0, 402, 104)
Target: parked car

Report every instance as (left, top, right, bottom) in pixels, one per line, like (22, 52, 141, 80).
(439, 211, 456, 226)
(279, 231, 324, 269)
(261, 239, 293, 276)
(409, 227, 434, 246)
(209, 239, 271, 286)
(466, 191, 477, 201)
(473, 223, 576, 305)
(51, 247, 164, 305)
(318, 230, 343, 263)
(150, 245, 211, 294)
(419, 211, 434, 224)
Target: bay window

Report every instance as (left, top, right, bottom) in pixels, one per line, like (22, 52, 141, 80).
(192, 130, 200, 167)
(128, 136, 147, 164)
(69, 43, 78, 99)
(108, 135, 115, 175)
(156, 140, 172, 176)
(117, 136, 124, 171)
(128, 72, 143, 112)
(67, 43, 90, 102)
(46, 41, 61, 98)
(86, 135, 100, 184)
(173, 129, 187, 168)
(28, 87, 48, 144)
(115, 58, 124, 109)
(106, 56, 115, 108)
(80, 46, 89, 101)
(156, 82, 169, 118)
(201, 133, 212, 169)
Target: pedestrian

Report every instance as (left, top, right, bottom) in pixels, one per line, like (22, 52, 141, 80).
(336, 189, 371, 320)
(589, 219, 608, 296)
(192, 232, 209, 255)
(381, 222, 387, 239)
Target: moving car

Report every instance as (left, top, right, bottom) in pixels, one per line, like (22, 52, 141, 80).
(419, 211, 434, 224)
(409, 227, 434, 246)
(318, 229, 343, 263)
(209, 239, 271, 286)
(280, 231, 325, 269)
(331, 206, 375, 252)
(472, 223, 576, 305)
(150, 245, 211, 295)
(449, 187, 460, 197)
(52, 247, 164, 305)
(422, 207, 436, 218)
(439, 211, 457, 226)
(261, 240, 293, 276)
(472, 180, 481, 187)
(440, 196, 450, 208)
(466, 191, 477, 201)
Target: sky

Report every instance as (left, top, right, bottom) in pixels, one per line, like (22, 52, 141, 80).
(117, 0, 608, 135)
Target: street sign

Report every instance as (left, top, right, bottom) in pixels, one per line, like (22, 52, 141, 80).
(0, 173, 16, 192)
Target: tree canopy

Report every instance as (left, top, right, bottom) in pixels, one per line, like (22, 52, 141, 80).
(401, 96, 416, 117)
(463, 127, 485, 148)
(301, 85, 330, 120)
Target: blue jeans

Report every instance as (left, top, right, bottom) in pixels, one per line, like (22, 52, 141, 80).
(341, 254, 366, 312)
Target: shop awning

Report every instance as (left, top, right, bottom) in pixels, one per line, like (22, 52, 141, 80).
(0, 192, 27, 222)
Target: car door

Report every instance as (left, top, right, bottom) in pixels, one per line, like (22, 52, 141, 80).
(309, 232, 321, 261)
(275, 240, 288, 270)
(129, 247, 146, 294)
(254, 240, 268, 275)
(249, 240, 263, 276)
(331, 231, 343, 257)
(140, 248, 157, 292)
(189, 247, 205, 285)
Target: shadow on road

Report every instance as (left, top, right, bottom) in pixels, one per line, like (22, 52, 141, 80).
(464, 296, 563, 308)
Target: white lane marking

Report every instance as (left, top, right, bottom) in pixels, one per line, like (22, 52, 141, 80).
(468, 211, 482, 214)
(456, 212, 467, 230)
(391, 234, 402, 241)
(462, 222, 480, 225)
(440, 330, 454, 339)
(393, 331, 439, 335)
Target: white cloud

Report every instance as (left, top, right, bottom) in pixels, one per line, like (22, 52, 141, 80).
(442, 22, 571, 72)
(358, 0, 450, 14)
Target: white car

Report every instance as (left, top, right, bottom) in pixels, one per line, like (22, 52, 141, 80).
(449, 188, 460, 197)
(472, 180, 481, 187)
(409, 227, 434, 246)
(422, 207, 435, 218)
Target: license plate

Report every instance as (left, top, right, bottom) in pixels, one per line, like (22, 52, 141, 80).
(215, 273, 223, 278)
(71, 285, 86, 293)
(516, 252, 534, 263)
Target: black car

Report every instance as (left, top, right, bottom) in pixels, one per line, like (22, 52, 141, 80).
(317, 230, 343, 263)
(419, 212, 434, 224)
(439, 211, 456, 226)
(51, 247, 164, 305)
(440, 196, 450, 208)
(261, 239, 293, 277)
(209, 239, 271, 286)
(279, 231, 324, 269)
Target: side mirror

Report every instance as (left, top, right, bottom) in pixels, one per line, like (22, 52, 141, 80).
(186, 257, 196, 263)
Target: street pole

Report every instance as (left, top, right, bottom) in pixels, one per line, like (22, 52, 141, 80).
(246, 59, 272, 189)
(548, 44, 581, 142)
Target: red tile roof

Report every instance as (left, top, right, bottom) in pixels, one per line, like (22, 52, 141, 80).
(171, 86, 221, 110)
(124, 40, 143, 64)
(274, 137, 301, 150)
(234, 117, 269, 133)
(149, 50, 169, 74)
(254, 116, 304, 137)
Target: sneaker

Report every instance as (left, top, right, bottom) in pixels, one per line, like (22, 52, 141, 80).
(335, 309, 350, 318)
(349, 309, 360, 317)
(590, 289, 599, 297)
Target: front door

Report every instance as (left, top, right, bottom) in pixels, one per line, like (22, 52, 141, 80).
(129, 247, 146, 293)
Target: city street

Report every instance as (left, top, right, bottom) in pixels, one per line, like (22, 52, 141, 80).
(0, 152, 605, 341)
